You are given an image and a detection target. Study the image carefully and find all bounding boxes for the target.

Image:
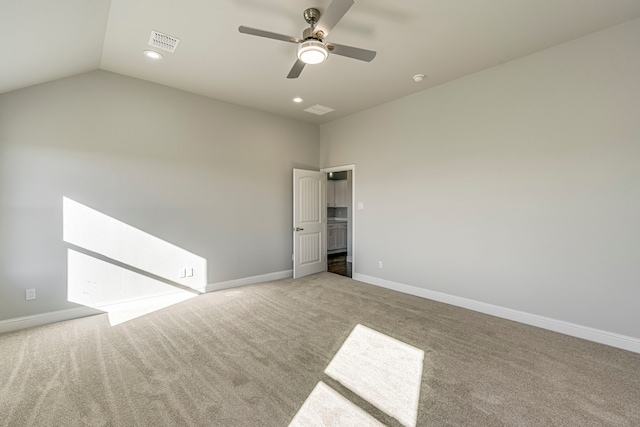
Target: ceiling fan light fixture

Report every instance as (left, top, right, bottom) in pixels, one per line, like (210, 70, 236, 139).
(297, 40, 328, 65)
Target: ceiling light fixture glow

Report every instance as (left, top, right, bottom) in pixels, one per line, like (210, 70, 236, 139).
(297, 40, 328, 65)
(143, 50, 163, 60)
(293, 97, 304, 103)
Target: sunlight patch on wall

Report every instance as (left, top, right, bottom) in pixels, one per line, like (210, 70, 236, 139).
(63, 197, 207, 325)
(67, 249, 197, 325)
(63, 197, 207, 291)
(289, 324, 424, 427)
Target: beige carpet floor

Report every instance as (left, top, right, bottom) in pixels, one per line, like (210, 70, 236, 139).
(1, 272, 639, 426)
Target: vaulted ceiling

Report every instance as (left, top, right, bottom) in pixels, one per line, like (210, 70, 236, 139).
(3, 0, 640, 123)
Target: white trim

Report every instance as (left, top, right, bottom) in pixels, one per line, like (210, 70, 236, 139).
(0, 307, 101, 334)
(205, 270, 293, 293)
(0, 270, 294, 334)
(353, 273, 640, 354)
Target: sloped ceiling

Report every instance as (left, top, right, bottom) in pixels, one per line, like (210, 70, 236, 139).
(2, 0, 640, 123)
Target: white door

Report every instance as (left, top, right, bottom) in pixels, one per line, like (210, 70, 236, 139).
(293, 169, 326, 278)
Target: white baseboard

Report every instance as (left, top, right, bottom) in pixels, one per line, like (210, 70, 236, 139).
(205, 270, 293, 293)
(0, 270, 294, 335)
(0, 306, 102, 335)
(353, 273, 640, 354)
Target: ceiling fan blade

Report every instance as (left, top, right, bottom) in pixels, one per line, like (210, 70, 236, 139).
(327, 43, 376, 62)
(287, 60, 306, 79)
(314, 0, 354, 39)
(238, 26, 301, 43)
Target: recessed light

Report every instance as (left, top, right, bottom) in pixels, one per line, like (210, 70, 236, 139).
(143, 50, 163, 60)
(293, 97, 304, 103)
(412, 74, 426, 82)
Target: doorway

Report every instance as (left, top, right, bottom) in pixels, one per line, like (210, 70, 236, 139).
(322, 165, 355, 278)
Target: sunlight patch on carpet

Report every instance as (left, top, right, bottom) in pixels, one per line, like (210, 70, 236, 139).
(324, 324, 424, 427)
(101, 292, 197, 326)
(288, 381, 384, 427)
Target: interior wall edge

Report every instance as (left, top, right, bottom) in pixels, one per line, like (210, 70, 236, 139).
(205, 269, 293, 293)
(353, 273, 640, 354)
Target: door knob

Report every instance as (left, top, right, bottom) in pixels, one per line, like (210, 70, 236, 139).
(294, 227, 304, 231)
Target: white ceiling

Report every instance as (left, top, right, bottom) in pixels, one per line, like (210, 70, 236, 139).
(3, 0, 640, 124)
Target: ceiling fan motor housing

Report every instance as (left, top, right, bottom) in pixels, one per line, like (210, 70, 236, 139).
(303, 27, 322, 41)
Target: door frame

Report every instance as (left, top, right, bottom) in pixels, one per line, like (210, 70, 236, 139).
(321, 164, 356, 271)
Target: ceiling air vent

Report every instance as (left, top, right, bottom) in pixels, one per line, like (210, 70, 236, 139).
(148, 30, 180, 53)
(304, 104, 335, 116)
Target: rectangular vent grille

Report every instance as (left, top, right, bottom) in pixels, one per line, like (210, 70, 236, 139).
(304, 104, 335, 116)
(148, 30, 180, 53)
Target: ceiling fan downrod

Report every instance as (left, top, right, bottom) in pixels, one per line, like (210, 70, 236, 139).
(303, 8, 324, 40)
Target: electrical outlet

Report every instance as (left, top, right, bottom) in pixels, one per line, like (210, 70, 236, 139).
(26, 289, 36, 300)
(186, 268, 194, 277)
(378, 261, 384, 269)
(179, 269, 187, 278)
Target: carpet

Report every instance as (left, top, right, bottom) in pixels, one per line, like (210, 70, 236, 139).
(1, 272, 639, 426)
(324, 324, 424, 427)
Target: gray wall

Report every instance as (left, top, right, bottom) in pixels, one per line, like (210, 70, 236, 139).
(0, 70, 319, 321)
(320, 19, 640, 339)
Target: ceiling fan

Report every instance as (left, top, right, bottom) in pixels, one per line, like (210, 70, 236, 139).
(238, 0, 376, 79)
